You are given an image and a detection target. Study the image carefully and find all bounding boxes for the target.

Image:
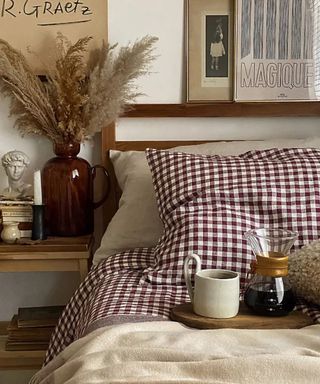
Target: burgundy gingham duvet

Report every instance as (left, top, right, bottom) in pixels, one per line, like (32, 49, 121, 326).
(45, 248, 187, 364)
(45, 247, 320, 365)
(45, 147, 320, 365)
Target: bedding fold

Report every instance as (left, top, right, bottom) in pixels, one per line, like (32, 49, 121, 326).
(31, 321, 320, 384)
(45, 248, 320, 364)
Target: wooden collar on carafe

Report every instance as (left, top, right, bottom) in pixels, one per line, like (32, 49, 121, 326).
(250, 252, 289, 277)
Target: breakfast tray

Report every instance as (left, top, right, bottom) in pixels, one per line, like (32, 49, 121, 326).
(170, 302, 314, 329)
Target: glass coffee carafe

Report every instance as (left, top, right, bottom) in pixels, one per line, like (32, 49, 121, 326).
(244, 228, 298, 317)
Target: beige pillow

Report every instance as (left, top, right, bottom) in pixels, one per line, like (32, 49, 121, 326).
(93, 137, 320, 264)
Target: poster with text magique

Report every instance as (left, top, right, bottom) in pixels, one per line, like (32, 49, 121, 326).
(235, 0, 320, 101)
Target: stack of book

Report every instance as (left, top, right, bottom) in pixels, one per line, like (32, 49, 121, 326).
(5, 305, 65, 351)
(0, 199, 33, 238)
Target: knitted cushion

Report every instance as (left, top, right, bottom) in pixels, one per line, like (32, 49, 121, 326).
(289, 240, 320, 305)
(144, 148, 320, 289)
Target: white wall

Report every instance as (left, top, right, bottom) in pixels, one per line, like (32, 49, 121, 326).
(0, 0, 319, 321)
(109, 0, 320, 140)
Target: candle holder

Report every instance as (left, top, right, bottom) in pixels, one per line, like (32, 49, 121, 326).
(31, 204, 47, 240)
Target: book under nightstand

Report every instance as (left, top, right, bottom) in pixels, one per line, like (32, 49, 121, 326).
(0, 235, 93, 370)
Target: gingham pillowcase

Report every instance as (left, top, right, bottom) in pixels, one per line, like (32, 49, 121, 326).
(143, 147, 320, 288)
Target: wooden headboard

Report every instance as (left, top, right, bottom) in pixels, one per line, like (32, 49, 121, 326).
(100, 122, 216, 229)
(101, 123, 213, 152)
(101, 99, 320, 152)
(99, 100, 320, 231)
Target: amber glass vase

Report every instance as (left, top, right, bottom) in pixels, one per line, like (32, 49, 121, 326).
(42, 142, 109, 237)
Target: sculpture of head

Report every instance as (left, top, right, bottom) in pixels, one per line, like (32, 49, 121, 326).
(1, 150, 30, 182)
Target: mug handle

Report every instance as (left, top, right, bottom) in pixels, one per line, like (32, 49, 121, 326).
(183, 254, 201, 303)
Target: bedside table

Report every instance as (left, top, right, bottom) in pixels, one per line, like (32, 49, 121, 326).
(0, 235, 93, 370)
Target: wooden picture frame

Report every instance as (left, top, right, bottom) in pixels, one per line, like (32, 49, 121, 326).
(186, 0, 234, 102)
(234, 0, 319, 102)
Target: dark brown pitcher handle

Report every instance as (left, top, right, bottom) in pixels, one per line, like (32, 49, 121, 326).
(91, 165, 110, 209)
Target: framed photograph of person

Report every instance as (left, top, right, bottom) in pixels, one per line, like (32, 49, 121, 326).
(186, 0, 234, 102)
(234, 0, 319, 101)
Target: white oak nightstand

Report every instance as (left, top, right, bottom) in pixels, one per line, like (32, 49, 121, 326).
(0, 235, 93, 370)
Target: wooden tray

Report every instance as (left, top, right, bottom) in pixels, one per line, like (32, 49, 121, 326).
(170, 303, 314, 329)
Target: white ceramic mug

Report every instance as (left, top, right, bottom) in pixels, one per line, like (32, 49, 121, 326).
(184, 254, 240, 319)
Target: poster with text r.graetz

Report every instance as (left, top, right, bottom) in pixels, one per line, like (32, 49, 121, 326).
(235, 0, 320, 101)
(0, 0, 107, 73)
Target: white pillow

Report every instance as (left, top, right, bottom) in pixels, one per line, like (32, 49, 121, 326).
(93, 137, 320, 264)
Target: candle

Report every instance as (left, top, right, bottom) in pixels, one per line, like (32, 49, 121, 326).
(33, 170, 42, 205)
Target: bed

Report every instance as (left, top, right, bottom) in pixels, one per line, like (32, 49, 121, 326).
(30, 127, 320, 384)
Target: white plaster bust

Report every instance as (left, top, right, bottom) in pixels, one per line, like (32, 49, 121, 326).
(1, 150, 31, 199)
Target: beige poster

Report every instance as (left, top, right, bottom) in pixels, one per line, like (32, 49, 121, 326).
(235, 0, 318, 101)
(0, 0, 108, 73)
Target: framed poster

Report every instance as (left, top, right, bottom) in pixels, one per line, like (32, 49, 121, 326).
(187, 0, 233, 102)
(235, 0, 319, 101)
(0, 0, 108, 73)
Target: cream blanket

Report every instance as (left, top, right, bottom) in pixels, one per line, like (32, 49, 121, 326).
(30, 321, 320, 384)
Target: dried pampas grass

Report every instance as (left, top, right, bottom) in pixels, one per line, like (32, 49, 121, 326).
(0, 34, 158, 143)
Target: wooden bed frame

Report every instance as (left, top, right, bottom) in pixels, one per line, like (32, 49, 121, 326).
(101, 95, 320, 151)
(101, 122, 211, 152)
(100, 122, 214, 229)
(99, 96, 320, 228)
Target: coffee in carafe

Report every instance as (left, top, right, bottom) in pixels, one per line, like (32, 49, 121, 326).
(244, 228, 298, 317)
